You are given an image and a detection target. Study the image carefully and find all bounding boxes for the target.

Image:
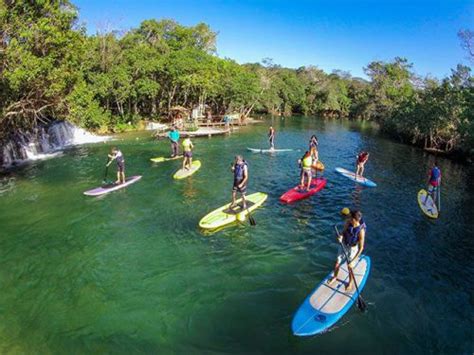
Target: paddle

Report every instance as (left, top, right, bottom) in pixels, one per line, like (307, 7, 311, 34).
(437, 181, 441, 213)
(334, 225, 367, 312)
(247, 203, 256, 226)
(103, 158, 111, 184)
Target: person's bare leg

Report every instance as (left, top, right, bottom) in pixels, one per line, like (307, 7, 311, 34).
(230, 190, 237, 209)
(345, 266, 355, 291)
(299, 173, 304, 188)
(115, 171, 120, 184)
(241, 193, 247, 209)
(327, 263, 340, 285)
(120, 171, 125, 184)
(188, 157, 193, 170)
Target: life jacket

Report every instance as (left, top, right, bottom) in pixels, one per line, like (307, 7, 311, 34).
(343, 219, 366, 247)
(182, 139, 192, 151)
(234, 161, 248, 181)
(302, 155, 312, 168)
(358, 152, 368, 164)
(429, 167, 441, 185)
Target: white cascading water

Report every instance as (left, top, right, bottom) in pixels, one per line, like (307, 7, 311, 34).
(1, 121, 110, 168)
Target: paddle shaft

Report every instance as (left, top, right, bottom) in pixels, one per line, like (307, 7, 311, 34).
(334, 225, 367, 311)
(437, 181, 441, 213)
(103, 158, 111, 181)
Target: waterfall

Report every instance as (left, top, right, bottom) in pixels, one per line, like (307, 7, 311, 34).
(1, 121, 110, 169)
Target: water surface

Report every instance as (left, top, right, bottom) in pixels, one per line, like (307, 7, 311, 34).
(1, 117, 472, 354)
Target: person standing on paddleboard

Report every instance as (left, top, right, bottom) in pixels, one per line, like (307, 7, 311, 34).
(327, 210, 366, 291)
(181, 137, 194, 170)
(355, 151, 369, 177)
(107, 147, 125, 184)
(268, 126, 276, 150)
(168, 126, 180, 158)
(425, 161, 441, 205)
(230, 155, 248, 209)
(298, 151, 313, 191)
(309, 135, 319, 151)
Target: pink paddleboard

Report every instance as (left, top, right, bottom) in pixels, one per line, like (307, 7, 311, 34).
(280, 177, 327, 204)
(83, 175, 142, 196)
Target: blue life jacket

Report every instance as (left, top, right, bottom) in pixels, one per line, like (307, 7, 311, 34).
(234, 161, 248, 181)
(343, 219, 366, 247)
(430, 167, 441, 183)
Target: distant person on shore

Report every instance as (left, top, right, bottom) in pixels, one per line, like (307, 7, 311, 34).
(268, 126, 276, 150)
(168, 126, 180, 158)
(182, 137, 194, 170)
(327, 210, 366, 291)
(424, 161, 441, 205)
(355, 151, 369, 177)
(230, 155, 248, 209)
(298, 151, 313, 191)
(107, 147, 125, 184)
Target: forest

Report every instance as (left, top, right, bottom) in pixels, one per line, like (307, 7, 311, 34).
(1, 1, 473, 159)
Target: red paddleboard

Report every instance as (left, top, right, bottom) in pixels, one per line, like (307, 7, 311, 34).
(280, 177, 327, 204)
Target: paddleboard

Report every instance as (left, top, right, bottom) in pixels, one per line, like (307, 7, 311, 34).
(247, 147, 294, 153)
(417, 189, 438, 219)
(292, 255, 371, 336)
(173, 160, 201, 180)
(199, 192, 267, 230)
(280, 177, 327, 204)
(83, 175, 142, 196)
(312, 161, 325, 171)
(335, 167, 377, 187)
(150, 155, 182, 163)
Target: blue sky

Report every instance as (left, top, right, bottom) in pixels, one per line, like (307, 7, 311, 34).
(74, 0, 473, 78)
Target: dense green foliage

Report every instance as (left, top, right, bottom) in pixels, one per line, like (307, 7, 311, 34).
(1, 1, 472, 158)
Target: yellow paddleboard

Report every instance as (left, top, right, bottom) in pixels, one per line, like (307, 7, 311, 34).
(199, 192, 268, 230)
(173, 160, 201, 180)
(417, 189, 438, 219)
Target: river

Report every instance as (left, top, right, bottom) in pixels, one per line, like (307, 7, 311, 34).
(0, 117, 472, 354)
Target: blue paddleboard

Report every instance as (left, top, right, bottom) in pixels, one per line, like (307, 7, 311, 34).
(291, 255, 371, 336)
(335, 167, 377, 187)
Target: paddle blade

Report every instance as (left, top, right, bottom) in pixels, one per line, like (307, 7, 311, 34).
(357, 296, 368, 312)
(249, 214, 256, 226)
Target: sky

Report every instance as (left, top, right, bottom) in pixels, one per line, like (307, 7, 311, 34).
(74, 0, 473, 78)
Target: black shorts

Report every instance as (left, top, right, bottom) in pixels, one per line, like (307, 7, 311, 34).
(184, 151, 192, 158)
(233, 180, 247, 193)
(117, 161, 125, 173)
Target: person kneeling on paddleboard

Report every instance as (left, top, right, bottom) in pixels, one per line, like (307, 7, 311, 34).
(268, 126, 276, 150)
(230, 155, 248, 209)
(355, 151, 369, 177)
(107, 147, 125, 184)
(182, 137, 194, 170)
(327, 210, 366, 291)
(298, 151, 313, 191)
(168, 126, 180, 158)
(425, 161, 441, 205)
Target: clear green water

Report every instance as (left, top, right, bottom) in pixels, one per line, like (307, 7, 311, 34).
(1, 117, 473, 354)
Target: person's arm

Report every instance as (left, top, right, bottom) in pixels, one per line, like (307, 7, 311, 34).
(350, 228, 365, 267)
(106, 153, 116, 166)
(239, 166, 248, 187)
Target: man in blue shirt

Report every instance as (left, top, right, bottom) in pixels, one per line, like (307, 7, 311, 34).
(168, 126, 180, 157)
